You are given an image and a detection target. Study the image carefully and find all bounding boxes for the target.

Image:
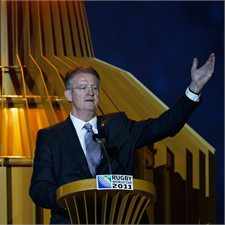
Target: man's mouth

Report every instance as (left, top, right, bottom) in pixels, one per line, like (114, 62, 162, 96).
(85, 99, 94, 102)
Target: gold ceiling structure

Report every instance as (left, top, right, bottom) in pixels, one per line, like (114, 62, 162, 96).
(0, 1, 93, 158)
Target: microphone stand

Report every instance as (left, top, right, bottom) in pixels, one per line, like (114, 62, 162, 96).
(93, 135, 112, 175)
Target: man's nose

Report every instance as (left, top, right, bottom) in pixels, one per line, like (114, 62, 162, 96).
(87, 87, 94, 95)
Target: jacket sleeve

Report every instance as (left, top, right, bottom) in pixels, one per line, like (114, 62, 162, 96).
(29, 129, 59, 209)
(127, 95, 200, 149)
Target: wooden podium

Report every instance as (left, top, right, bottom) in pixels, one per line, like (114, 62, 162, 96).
(56, 178, 156, 224)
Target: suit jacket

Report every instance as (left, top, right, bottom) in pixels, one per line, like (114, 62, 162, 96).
(29, 95, 199, 223)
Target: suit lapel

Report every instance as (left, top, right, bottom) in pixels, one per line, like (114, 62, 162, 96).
(96, 115, 109, 174)
(63, 117, 92, 177)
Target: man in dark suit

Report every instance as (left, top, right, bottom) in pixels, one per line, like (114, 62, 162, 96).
(29, 54, 215, 224)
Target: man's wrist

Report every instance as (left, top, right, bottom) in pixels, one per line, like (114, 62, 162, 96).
(185, 87, 201, 102)
(188, 82, 201, 94)
(189, 86, 200, 95)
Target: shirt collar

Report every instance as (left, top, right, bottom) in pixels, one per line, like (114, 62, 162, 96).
(70, 113, 98, 133)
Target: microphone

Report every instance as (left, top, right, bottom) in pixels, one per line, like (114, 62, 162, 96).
(93, 134, 106, 145)
(93, 134, 112, 174)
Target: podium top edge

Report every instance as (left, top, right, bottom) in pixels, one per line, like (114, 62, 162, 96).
(56, 178, 156, 202)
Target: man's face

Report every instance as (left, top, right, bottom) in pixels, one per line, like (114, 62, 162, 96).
(65, 72, 100, 114)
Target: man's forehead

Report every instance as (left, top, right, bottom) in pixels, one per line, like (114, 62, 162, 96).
(72, 72, 99, 82)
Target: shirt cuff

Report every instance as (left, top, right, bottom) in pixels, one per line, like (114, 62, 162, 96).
(185, 87, 201, 102)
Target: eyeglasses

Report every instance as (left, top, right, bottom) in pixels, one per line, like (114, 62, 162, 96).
(71, 85, 99, 93)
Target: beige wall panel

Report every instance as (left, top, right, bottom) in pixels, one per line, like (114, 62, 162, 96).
(176, 128, 214, 154)
(161, 135, 209, 188)
(73, 2, 88, 56)
(163, 133, 210, 190)
(205, 150, 209, 197)
(82, 1, 94, 56)
(47, 55, 73, 76)
(11, 1, 18, 64)
(192, 149, 200, 189)
(0, 0, 16, 95)
(1, 108, 8, 156)
(27, 56, 49, 97)
(0, 106, 2, 154)
(53, 101, 69, 122)
(67, 2, 82, 56)
(29, 1, 43, 57)
(154, 143, 167, 167)
(1, 108, 23, 157)
(77, 1, 91, 56)
(17, 55, 34, 156)
(43, 209, 51, 225)
(158, 138, 187, 179)
(39, 100, 57, 128)
(22, 1, 31, 63)
(55, 56, 76, 69)
(0, 106, 31, 157)
(59, 56, 82, 69)
(40, 1, 54, 56)
(26, 56, 53, 146)
(39, 57, 72, 116)
(39, 56, 66, 97)
(27, 56, 57, 126)
(0, 0, 8, 65)
(98, 88, 119, 114)
(27, 108, 49, 146)
(58, 1, 74, 56)
(49, 1, 64, 57)
(18, 108, 32, 157)
(11, 167, 35, 224)
(0, 0, 1, 64)
(172, 145, 186, 179)
(0, 166, 7, 224)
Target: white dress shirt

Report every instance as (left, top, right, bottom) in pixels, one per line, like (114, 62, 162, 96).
(70, 113, 98, 156)
(185, 87, 201, 102)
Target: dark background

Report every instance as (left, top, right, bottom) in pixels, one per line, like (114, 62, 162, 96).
(86, 1, 224, 223)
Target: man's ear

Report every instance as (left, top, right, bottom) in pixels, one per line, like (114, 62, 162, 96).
(64, 89, 72, 102)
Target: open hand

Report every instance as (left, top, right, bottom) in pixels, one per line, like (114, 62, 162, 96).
(189, 53, 215, 93)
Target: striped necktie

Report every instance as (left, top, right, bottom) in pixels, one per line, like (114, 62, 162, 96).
(83, 123, 102, 176)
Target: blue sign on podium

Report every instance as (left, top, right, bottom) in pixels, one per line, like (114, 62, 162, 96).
(96, 174, 133, 190)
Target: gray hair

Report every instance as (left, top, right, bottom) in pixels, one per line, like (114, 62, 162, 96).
(64, 66, 101, 90)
